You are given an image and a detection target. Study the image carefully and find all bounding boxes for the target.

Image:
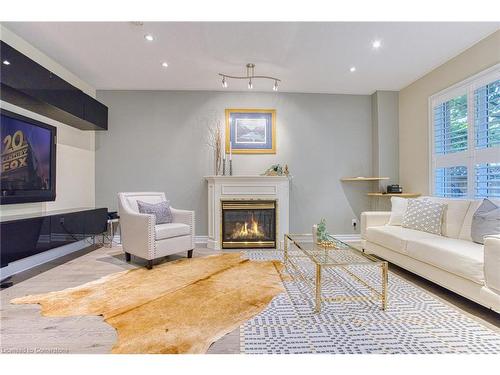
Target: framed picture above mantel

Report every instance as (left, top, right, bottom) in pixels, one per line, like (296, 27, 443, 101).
(225, 109, 276, 154)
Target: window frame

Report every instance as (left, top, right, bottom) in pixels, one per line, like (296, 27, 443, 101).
(429, 64, 500, 199)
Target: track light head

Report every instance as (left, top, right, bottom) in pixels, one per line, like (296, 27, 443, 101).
(222, 76, 228, 88)
(248, 78, 253, 90)
(273, 80, 278, 91)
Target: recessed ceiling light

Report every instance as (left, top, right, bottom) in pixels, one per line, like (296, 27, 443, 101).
(3, 60, 11, 65)
(161, 62, 168, 68)
(350, 66, 356, 72)
(144, 34, 154, 41)
(372, 40, 382, 49)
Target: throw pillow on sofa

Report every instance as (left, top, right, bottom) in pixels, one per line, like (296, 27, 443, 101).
(402, 199, 446, 235)
(471, 198, 500, 244)
(388, 196, 409, 225)
(137, 200, 173, 224)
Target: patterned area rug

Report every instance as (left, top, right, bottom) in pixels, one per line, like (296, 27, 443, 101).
(241, 250, 500, 354)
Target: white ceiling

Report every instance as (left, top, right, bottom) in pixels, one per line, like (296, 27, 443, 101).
(3, 22, 499, 94)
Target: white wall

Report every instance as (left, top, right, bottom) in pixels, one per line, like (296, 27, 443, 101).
(0, 25, 96, 217)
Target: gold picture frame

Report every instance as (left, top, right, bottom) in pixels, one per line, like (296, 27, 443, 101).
(225, 109, 276, 154)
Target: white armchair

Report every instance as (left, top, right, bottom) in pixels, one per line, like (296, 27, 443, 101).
(117, 192, 195, 269)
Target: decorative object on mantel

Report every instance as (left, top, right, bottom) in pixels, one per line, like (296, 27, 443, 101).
(313, 219, 336, 248)
(11, 253, 284, 354)
(222, 139, 233, 176)
(206, 121, 223, 175)
(261, 163, 290, 177)
(225, 109, 276, 154)
(219, 63, 281, 91)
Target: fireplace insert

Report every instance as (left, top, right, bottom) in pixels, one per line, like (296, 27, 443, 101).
(221, 200, 276, 249)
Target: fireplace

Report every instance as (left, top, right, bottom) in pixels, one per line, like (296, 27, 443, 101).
(221, 200, 276, 249)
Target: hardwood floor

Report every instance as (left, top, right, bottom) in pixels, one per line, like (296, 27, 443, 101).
(1, 244, 498, 354)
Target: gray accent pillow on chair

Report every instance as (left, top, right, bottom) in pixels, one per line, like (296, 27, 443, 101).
(471, 199, 500, 244)
(402, 199, 446, 235)
(137, 200, 173, 224)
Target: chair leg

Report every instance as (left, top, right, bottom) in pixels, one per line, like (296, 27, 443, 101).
(187, 249, 194, 258)
(125, 252, 131, 262)
(146, 260, 153, 270)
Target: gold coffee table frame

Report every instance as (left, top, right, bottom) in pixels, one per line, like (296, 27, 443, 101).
(284, 234, 388, 313)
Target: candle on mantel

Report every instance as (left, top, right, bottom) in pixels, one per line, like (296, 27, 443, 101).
(229, 141, 232, 160)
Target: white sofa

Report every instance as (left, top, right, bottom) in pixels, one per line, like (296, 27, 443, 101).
(361, 197, 500, 313)
(118, 192, 195, 269)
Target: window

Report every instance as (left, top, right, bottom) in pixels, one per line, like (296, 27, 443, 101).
(434, 166, 468, 198)
(475, 79, 500, 149)
(475, 163, 500, 199)
(434, 95, 468, 155)
(430, 66, 500, 199)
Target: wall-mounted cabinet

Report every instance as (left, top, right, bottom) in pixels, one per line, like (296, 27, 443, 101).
(0, 41, 108, 131)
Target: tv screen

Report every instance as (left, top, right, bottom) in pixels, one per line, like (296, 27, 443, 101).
(1, 109, 56, 204)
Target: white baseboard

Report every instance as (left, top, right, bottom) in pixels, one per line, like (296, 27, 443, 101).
(108, 235, 209, 247)
(0, 238, 94, 279)
(192, 234, 361, 247)
(195, 235, 208, 246)
(0, 233, 361, 279)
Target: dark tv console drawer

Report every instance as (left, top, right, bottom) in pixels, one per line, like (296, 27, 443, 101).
(0, 207, 107, 268)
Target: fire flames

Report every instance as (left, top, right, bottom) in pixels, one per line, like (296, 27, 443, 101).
(229, 214, 265, 240)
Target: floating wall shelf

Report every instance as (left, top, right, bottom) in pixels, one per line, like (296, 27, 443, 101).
(340, 177, 390, 182)
(367, 193, 421, 198)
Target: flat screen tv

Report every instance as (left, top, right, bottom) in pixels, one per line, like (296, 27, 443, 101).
(1, 109, 56, 204)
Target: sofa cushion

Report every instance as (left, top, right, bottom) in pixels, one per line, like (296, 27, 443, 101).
(459, 200, 483, 241)
(155, 223, 190, 240)
(406, 237, 484, 284)
(425, 197, 471, 239)
(365, 226, 440, 255)
(471, 199, 500, 244)
(402, 199, 446, 235)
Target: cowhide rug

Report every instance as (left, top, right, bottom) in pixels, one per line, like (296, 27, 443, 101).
(11, 253, 284, 354)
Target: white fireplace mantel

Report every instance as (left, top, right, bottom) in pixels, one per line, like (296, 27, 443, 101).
(204, 175, 290, 250)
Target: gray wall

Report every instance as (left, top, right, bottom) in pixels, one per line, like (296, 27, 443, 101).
(370, 91, 399, 210)
(95, 91, 374, 235)
(371, 91, 399, 186)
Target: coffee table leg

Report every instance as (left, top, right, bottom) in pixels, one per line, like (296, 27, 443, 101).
(284, 234, 288, 264)
(381, 262, 388, 310)
(315, 264, 322, 313)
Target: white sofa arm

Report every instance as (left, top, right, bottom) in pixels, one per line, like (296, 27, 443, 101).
(484, 235, 500, 294)
(171, 208, 195, 249)
(361, 211, 391, 239)
(119, 208, 155, 260)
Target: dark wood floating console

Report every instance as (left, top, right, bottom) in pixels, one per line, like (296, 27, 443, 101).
(0, 41, 108, 131)
(0, 207, 108, 268)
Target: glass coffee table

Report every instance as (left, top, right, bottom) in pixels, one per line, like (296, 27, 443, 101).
(284, 234, 388, 313)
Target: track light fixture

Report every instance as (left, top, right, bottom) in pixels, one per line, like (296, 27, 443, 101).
(219, 63, 281, 91)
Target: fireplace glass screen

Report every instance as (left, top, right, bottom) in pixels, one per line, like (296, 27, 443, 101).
(221, 200, 276, 249)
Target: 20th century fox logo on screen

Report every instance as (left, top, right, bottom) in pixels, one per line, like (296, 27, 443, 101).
(1, 130, 29, 173)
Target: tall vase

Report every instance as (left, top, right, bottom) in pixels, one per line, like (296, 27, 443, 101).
(214, 149, 221, 175)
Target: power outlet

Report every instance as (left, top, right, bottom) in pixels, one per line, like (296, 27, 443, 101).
(351, 218, 358, 230)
